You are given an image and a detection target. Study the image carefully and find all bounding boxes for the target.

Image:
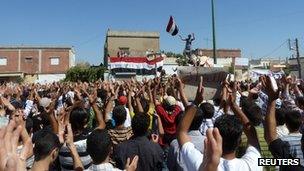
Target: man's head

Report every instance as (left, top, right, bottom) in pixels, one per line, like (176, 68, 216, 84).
(118, 96, 127, 106)
(285, 111, 301, 133)
(241, 99, 262, 126)
(199, 102, 214, 119)
(188, 34, 191, 39)
(296, 96, 304, 110)
(33, 130, 60, 163)
(275, 108, 286, 126)
(87, 129, 112, 164)
(131, 113, 150, 137)
(112, 105, 127, 126)
(189, 108, 204, 131)
(69, 107, 88, 133)
(163, 96, 176, 112)
(214, 115, 243, 154)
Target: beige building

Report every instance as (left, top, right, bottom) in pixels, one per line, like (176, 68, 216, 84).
(104, 30, 160, 66)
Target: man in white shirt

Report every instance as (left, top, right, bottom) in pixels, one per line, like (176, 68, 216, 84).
(177, 79, 262, 171)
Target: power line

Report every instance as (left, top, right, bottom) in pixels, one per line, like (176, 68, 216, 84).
(261, 40, 288, 58)
(74, 33, 103, 47)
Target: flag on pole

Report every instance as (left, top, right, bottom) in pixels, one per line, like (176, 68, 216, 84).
(166, 16, 179, 36)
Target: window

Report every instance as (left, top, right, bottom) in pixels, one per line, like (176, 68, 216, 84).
(0, 57, 7, 66)
(118, 47, 130, 57)
(25, 57, 33, 62)
(50, 57, 60, 65)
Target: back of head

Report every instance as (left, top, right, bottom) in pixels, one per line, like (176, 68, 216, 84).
(241, 99, 262, 126)
(296, 96, 304, 109)
(69, 107, 88, 132)
(275, 108, 286, 126)
(97, 89, 108, 102)
(189, 108, 204, 131)
(131, 113, 150, 137)
(87, 129, 112, 164)
(34, 130, 60, 161)
(214, 115, 243, 154)
(112, 105, 127, 126)
(199, 102, 214, 119)
(285, 111, 302, 132)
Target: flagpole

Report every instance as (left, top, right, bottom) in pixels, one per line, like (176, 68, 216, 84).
(211, 0, 217, 64)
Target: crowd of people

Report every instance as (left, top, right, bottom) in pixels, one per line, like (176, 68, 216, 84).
(0, 73, 304, 171)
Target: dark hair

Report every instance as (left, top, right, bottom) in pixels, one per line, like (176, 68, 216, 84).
(214, 115, 243, 154)
(34, 130, 60, 161)
(189, 108, 204, 130)
(25, 118, 33, 134)
(241, 98, 262, 126)
(87, 129, 112, 164)
(213, 98, 221, 107)
(112, 105, 127, 126)
(285, 111, 302, 132)
(199, 102, 214, 119)
(97, 89, 108, 102)
(69, 107, 88, 133)
(275, 108, 286, 126)
(296, 96, 304, 108)
(131, 113, 150, 137)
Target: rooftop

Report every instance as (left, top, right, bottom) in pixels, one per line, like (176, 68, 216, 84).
(107, 30, 160, 38)
(0, 45, 73, 49)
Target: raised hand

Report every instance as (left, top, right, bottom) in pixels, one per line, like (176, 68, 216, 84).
(125, 155, 139, 171)
(200, 128, 222, 171)
(261, 76, 280, 101)
(0, 121, 33, 171)
(194, 76, 204, 105)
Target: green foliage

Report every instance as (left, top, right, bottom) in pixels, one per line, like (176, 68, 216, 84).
(176, 56, 188, 66)
(65, 65, 105, 82)
(228, 66, 235, 74)
(164, 51, 183, 58)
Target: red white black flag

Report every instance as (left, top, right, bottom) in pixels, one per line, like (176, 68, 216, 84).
(166, 16, 179, 36)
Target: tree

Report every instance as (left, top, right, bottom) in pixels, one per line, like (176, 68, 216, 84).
(65, 64, 105, 82)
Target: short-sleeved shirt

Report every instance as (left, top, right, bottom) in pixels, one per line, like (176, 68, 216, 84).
(269, 138, 304, 171)
(180, 142, 263, 171)
(59, 128, 92, 171)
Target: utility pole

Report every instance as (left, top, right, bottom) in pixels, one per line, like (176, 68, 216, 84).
(211, 0, 217, 64)
(295, 38, 302, 79)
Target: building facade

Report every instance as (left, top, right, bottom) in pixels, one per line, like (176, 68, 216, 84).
(0, 46, 75, 83)
(104, 30, 161, 80)
(104, 30, 160, 66)
(194, 48, 241, 67)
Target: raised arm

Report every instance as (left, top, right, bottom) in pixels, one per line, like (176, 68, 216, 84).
(85, 88, 105, 129)
(228, 83, 260, 150)
(262, 76, 280, 144)
(65, 124, 84, 171)
(177, 105, 198, 146)
(178, 77, 204, 146)
(179, 35, 186, 41)
(191, 33, 195, 41)
(176, 77, 190, 107)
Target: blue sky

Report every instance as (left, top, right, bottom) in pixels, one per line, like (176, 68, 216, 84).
(1, 0, 304, 64)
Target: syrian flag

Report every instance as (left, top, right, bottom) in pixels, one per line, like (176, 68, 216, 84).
(108, 56, 164, 75)
(166, 16, 179, 36)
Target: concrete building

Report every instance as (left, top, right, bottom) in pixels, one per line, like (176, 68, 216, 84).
(0, 46, 75, 83)
(104, 30, 160, 66)
(193, 49, 241, 67)
(249, 58, 286, 70)
(104, 30, 160, 80)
